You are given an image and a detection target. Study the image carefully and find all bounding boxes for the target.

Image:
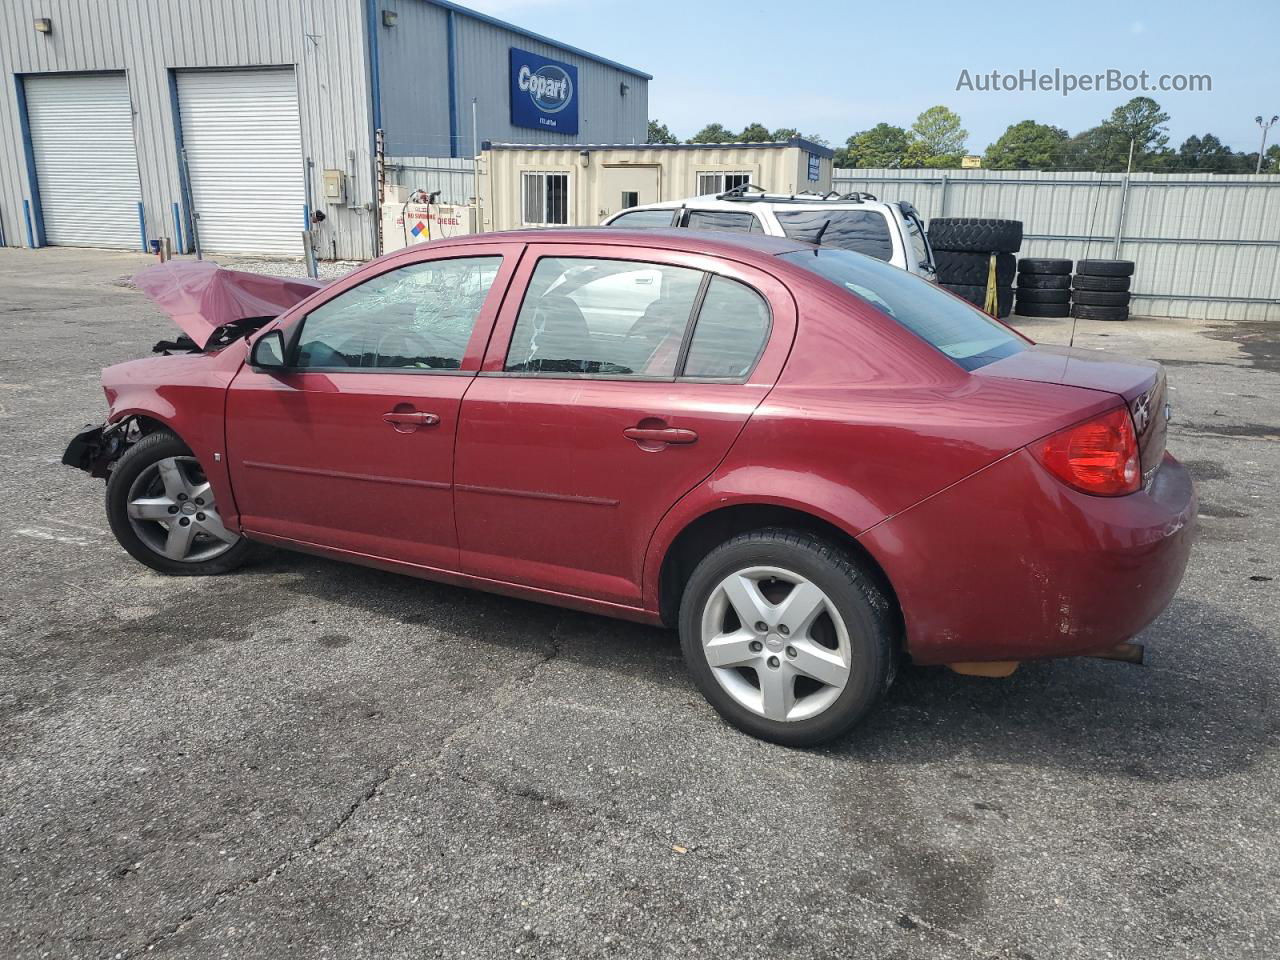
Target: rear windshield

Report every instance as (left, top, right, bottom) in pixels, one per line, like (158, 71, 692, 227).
(775, 209, 893, 260)
(781, 248, 1026, 371)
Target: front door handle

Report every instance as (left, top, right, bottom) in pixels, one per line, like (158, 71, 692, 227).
(383, 411, 440, 426)
(623, 426, 698, 445)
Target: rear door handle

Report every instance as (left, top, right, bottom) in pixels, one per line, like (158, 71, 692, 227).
(623, 426, 698, 445)
(382, 411, 440, 426)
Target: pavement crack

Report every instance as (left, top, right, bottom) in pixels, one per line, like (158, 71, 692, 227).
(127, 759, 409, 957)
(126, 623, 567, 956)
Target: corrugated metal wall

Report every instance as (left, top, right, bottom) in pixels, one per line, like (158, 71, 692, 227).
(451, 15, 648, 152)
(0, 0, 375, 259)
(375, 1, 650, 159)
(832, 168, 1280, 321)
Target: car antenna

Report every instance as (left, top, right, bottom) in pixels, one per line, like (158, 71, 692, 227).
(813, 219, 831, 246)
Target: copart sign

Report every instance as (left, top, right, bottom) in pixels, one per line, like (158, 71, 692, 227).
(509, 48, 579, 134)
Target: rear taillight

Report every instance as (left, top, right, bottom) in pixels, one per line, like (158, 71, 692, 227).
(1033, 406, 1141, 497)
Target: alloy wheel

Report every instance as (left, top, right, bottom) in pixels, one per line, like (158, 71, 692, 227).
(700, 565, 852, 723)
(125, 456, 240, 563)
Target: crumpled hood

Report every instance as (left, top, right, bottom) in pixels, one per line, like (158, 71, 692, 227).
(132, 260, 325, 349)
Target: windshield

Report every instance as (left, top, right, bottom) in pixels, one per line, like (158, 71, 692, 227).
(774, 209, 893, 260)
(781, 248, 1026, 371)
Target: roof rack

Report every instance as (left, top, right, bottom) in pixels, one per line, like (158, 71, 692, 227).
(715, 184, 881, 205)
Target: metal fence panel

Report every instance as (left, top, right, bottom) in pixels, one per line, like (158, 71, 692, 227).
(833, 169, 1280, 321)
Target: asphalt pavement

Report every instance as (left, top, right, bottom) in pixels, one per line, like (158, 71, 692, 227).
(1, 247, 1276, 959)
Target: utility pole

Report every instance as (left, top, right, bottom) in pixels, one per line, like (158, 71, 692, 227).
(1256, 115, 1278, 174)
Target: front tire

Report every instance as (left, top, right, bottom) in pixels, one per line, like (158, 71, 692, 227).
(105, 430, 252, 575)
(679, 528, 896, 747)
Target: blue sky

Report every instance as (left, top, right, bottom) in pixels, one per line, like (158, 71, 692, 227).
(468, 0, 1280, 153)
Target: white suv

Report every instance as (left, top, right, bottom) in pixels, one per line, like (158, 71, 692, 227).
(602, 186, 937, 280)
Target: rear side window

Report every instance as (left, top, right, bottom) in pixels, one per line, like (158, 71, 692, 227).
(505, 257, 703, 376)
(294, 256, 501, 370)
(682, 277, 771, 379)
(608, 209, 677, 228)
(781, 248, 1025, 371)
(684, 210, 760, 234)
(775, 209, 893, 261)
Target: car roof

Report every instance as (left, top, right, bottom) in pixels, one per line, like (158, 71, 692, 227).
(617, 195, 898, 213)
(417, 227, 814, 260)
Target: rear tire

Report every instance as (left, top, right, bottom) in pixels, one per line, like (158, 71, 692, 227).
(679, 528, 895, 747)
(105, 431, 253, 576)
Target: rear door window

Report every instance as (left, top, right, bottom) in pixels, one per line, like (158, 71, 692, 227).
(774, 209, 894, 260)
(683, 210, 761, 234)
(505, 257, 703, 377)
(681, 276, 771, 380)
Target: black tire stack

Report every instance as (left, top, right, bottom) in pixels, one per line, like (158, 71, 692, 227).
(1014, 258, 1072, 318)
(1072, 259, 1135, 321)
(928, 218, 1023, 319)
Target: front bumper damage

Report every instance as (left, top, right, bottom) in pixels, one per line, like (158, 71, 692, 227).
(62, 421, 125, 478)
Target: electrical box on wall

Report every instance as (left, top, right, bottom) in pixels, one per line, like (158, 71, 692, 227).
(322, 168, 346, 205)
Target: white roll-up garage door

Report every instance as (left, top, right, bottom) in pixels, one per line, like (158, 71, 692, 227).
(177, 68, 306, 256)
(25, 73, 143, 249)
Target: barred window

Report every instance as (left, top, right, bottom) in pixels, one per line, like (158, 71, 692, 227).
(522, 171, 569, 225)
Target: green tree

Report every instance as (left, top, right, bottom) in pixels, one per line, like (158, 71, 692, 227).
(984, 120, 1068, 170)
(904, 106, 968, 168)
(646, 119, 678, 144)
(836, 123, 911, 168)
(738, 122, 773, 142)
(688, 123, 737, 144)
(1177, 133, 1242, 172)
(1105, 96, 1170, 161)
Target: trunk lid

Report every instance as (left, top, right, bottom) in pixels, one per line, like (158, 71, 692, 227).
(977, 343, 1168, 486)
(133, 260, 325, 349)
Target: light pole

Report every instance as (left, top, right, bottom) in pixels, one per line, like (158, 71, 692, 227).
(1256, 115, 1278, 174)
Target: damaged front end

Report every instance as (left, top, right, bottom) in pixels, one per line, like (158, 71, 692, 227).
(61, 419, 133, 478)
(64, 261, 327, 479)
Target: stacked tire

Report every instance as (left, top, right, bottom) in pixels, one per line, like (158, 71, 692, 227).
(1014, 258, 1071, 318)
(1072, 260, 1135, 321)
(928, 218, 1023, 319)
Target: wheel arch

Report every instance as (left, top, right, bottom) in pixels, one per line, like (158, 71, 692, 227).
(652, 500, 903, 639)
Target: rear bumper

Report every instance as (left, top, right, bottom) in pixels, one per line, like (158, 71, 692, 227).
(859, 448, 1196, 665)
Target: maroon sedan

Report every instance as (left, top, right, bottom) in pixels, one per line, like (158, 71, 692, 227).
(65, 230, 1195, 745)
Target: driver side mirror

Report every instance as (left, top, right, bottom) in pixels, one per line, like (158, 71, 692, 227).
(250, 329, 287, 370)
